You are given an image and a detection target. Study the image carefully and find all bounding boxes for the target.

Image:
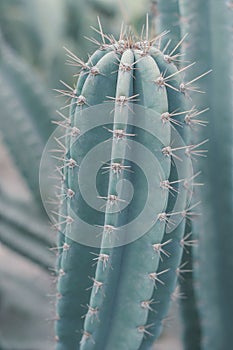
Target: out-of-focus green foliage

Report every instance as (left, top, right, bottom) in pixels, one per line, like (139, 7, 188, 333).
(0, 0, 123, 87)
(0, 1, 131, 348)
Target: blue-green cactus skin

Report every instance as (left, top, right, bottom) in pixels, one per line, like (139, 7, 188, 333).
(55, 26, 199, 350)
(179, 1, 233, 349)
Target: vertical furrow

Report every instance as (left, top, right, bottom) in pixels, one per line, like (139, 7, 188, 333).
(80, 48, 134, 350)
(139, 47, 189, 349)
(104, 53, 170, 350)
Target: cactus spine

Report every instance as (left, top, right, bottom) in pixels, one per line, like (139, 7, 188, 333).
(54, 19, 206, 350)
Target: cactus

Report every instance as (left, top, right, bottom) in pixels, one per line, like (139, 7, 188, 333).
(52, 18, 209, 349)
(156, 0, 181, 51)
(0, 0, 231, 348)
(178, 1, 233, 349)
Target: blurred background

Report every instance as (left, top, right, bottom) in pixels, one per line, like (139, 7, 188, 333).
(0, 1, 185, 349)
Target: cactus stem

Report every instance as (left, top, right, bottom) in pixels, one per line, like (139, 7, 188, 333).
(54, 20, 199, 348)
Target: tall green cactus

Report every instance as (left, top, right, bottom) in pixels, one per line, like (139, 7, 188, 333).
(53, 19, 208, 350)
(178, 1, 233, 349)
